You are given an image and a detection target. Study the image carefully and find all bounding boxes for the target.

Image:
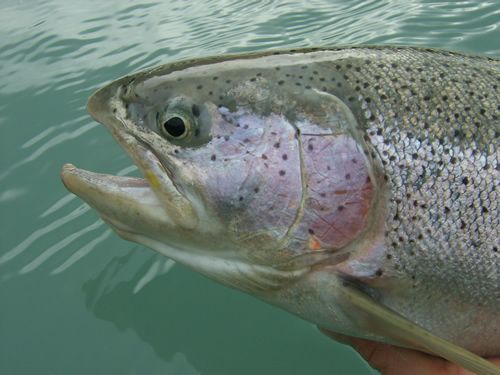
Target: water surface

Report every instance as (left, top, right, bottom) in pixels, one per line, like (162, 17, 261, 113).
(1, 1, 499, 374)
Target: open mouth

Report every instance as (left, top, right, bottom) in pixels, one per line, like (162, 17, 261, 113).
(60, 83, 197, 230)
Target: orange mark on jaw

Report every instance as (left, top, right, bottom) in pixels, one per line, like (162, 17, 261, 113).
(308, 236, 322, 250)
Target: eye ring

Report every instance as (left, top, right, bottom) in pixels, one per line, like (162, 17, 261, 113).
(158, 113, 191, 139)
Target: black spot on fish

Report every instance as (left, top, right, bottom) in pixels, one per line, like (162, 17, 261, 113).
(375, 269, 383, 277)
(239, 196, 244, 201)
(261, 154, 268, 160)
(194, 129, 200, 137)
(460, 220, 467, 230)
(345, 173, 351, 180)
(254, 187, 260, 193)
(279, 170, 286, 176)
(211, 154, 216, 161)
(338, 205, 345, 211)
(196, 85, 203, 90)
(282, 154, 288, 160)
(308, 228, 315, 234)
(213, 77, 218, 81)
(192, 104, 200, 117)
(278, 80, 284, 85)
(274, 142, 280, 148)
(462, 177, 469, 185)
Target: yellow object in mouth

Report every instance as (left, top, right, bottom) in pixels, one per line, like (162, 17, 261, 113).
(144, 170, 161, 189)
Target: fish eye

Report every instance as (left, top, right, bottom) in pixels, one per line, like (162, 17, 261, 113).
(158, 113, 192, 140)
(163, 116, 187, 138)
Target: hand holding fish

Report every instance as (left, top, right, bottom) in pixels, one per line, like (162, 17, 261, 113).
(321, 329, 500, 375)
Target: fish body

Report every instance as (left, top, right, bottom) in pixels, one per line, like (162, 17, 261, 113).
(61, 46, 499, 372)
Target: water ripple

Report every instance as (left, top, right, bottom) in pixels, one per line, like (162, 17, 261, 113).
(1, 0, 498, 94)
(0, 203, 90, 266)
(50, 229, 113, 275)
(132, 258, 176, 294)
(0, 121, 97, 181)
(20, 219, 104, 274)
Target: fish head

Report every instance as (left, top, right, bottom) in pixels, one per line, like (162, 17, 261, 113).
(62, 52, 385, 294)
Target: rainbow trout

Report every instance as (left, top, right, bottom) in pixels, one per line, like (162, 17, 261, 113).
(61, 46, 500, 374)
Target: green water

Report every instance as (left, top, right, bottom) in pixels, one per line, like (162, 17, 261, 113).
(1, 1, 498, 374)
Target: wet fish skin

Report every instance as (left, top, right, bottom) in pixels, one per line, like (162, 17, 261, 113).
(286, 47, 500, 355)
(341, 48, 499, 355)
(61, 46, 500, 362)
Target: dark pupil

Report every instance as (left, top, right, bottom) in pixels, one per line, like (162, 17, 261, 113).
(163, 117, 186, 138)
